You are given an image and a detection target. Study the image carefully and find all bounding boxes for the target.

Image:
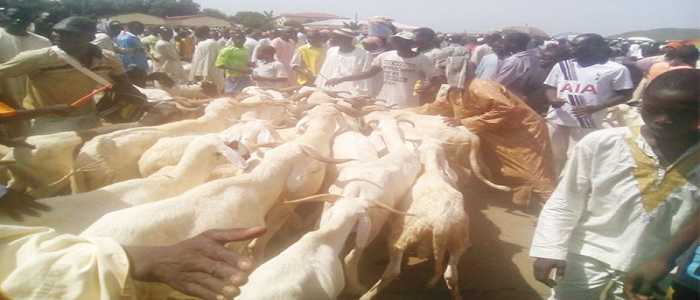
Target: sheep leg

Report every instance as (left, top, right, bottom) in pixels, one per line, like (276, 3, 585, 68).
(444, 251, 464, 300)
(427, 231, 449, 288)
(344, 247, 369, 295)
(360, 249, 404, 300)
(251, 203, 294, 263)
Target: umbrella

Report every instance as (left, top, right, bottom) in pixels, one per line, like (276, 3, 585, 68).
(502, 26, 549, 38)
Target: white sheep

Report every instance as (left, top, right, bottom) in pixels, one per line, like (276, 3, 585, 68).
(292, 113, 421, 295)
(236, 198, 374, 300)
(138, 120, 280, 177)
(384, 110, 510, 191)
(73, 98, 291, 192)
(80, 105, 349, 247)
(1, 132, 85, 198)
(2, 135, 243, 234)
(360, 140, 471, 300)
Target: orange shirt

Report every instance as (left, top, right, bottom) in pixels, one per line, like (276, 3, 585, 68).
(0, 101, 17, 117)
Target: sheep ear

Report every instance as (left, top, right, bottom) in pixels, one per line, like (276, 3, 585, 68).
(215, 143, 248, 170)
(355, 215, 372, 248)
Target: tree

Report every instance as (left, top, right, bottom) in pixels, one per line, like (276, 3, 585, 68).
(146, 0, 200, 17)
(343, 20, 362, 31)
(201, 8, 227, 20)
(230, 11, 274, 30)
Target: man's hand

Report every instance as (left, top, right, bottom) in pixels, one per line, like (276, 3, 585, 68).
(533, 258, 567, 287)
(125, 227, 266, 300)
(325, 78, 344, 87)
(443, 117, 462, 127)
(623, 259, 672, 300)
(0, 188, 51, 221)
(550, 98, 566, 108)
(571, 104, 602, 118)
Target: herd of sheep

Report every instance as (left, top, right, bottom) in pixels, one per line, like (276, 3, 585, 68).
(0, 86, 640, 300)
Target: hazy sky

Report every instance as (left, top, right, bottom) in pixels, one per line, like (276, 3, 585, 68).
(200, 0, 699, 35)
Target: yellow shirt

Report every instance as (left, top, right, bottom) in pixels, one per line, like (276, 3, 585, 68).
(0, 47, 124, 115)
(291, 44, 325, 85)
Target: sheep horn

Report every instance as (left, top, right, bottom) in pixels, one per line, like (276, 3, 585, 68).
(367, 199, 416, 216)
(299, 144, 354, 164)
(285, 193, 343, 204)
(48, 159, 105, 187)
(397, 119, 416, 128)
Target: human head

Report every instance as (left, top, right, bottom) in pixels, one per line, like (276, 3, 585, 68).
(329, 29, 356, 50)
(672, 45, 699, 66)
(280, 27, 294, 40)
(571, 33, 609, 62)
(485, 33, 503, 47)
(362, 36, 386, 53)
(503, 32, 531, 54)
(195, 26, 210, 40)
(413, 27, 436, 50)
(540, 45, 570, 70)
(52, 16, 97, 54)
(126, 21, 145, 35)
(231, 32, 245, 48)
(107, 21, 122, 38)
(641, 69, 699, 140)
(307, 30, 323, 47)
(158, 26, 173, 41)
(389, 31, 417, 52)
(3, 7, 33, 36)
(257, 45, 276, 61)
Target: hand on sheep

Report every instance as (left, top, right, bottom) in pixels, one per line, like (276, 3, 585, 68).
(532, 257, 567, 288)
(325, 77, 344, 87)
(125, 227, 267, 300)
(443, 117, 463, 127)
(0, 188, 51, 221)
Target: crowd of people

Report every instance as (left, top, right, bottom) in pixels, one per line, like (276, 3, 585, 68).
(0, 5, 698, 300)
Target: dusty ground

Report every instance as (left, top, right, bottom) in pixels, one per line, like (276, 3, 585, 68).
(270, 184, 551, 300)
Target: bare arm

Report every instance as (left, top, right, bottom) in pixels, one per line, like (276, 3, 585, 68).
(624, 215, 699, 299)
(327, 65, 383, 86)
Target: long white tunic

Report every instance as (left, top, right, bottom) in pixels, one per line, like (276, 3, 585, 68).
(530, 127, 700, 272)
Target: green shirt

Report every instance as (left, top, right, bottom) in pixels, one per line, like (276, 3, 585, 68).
(215, 46, 249, 78)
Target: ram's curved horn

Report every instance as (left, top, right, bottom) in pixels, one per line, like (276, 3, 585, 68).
(367, 199, 416, 216)
(299, 144, 354, 164)
(174, 102, 202, 112)
(361, 105, 390, 112)
(285, 193, 343, 204)
(397, 119, 416, 128)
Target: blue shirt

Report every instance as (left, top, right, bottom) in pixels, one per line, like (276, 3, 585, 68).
(116, 32, 148, 72)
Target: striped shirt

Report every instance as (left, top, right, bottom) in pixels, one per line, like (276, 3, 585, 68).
(544, 59, 632, 128)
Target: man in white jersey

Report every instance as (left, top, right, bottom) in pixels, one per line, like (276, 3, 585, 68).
(543, 34, 633, 174)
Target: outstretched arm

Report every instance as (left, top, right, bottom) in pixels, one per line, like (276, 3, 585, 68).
(326, 66, 383, 86)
